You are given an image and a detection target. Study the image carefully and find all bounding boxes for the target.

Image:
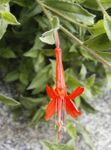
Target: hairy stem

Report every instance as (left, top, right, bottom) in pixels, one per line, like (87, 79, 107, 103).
(43, 3, 88, 29)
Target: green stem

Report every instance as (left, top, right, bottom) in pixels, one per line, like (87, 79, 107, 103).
(43, 3, 88, 29)
(96, 0, 109, 17)
(36, 0, 111, 70)
(36, 0, 51, 21)
(61, 26, 111, 69)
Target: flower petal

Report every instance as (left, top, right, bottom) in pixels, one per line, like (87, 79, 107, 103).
(69, 86, 84, 100)
(45, 99, 56, 121)
(46, 85, 57, 99)
(66, 97, 81, 118)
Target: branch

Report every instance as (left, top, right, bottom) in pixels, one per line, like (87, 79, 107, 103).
(36, 0, 111, 70)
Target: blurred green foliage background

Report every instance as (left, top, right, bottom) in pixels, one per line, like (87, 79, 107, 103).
(0, 0, 111, 149)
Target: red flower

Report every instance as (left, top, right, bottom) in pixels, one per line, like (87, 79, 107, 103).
(45, 32, 84, 142)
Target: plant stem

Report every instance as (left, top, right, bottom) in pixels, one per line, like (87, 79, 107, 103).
(36, 0, 111, 70)
(43, 3, 88, 29)
(96, 0, 109, 17)
(36, 0, 51, 21)
(61, 26, 111, 69)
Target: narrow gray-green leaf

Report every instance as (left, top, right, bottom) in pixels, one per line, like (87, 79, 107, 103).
(0, 94, 20, 107)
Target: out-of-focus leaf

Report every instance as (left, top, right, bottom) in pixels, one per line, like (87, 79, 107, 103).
(11, 0, 34, 7)
(69, 44, 77, 52)
(20, 96, 47, 109)
(28, 65, 51, 90)
(33, 53, 45, 72)
(88, 20, 105, 37)
(79, 64, 87, 80)
(77, 123, 93, 150)
(96, 51, 111, 62)
(80, 0, 111, 10)
(65, 69, 81, 92)
(85, 74, 95, 87)
(51, 16, 60, 29)
(42, 141, 74, 150)
(44, 0, 95, 25)
(75, 97, 81, 108)
(24, 35, 43, 58)
(84, 33, 111, 51)
(81, 98, 96, 113)
(24, 50, 38, 58)
(50, 59, 56, 83)
(0, 94, 20, 107)
(105, 69, 111, 89)
(30, 108, 44, 126)
(5, 70, 19, 82)
(1, 11, 20, 25)
(0, 0, 10, 4)
(104, 14, 111, 41)
(66, 122, 77, 139)
(0, 48, 16, 58)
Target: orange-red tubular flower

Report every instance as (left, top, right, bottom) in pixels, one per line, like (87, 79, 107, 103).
(45, 32, 84, 142)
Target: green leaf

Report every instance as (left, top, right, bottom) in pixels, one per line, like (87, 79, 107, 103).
(88, 20, 105, 37)
(1, 11, 20, 25)
(50, 59, 56, 83)
(105, 69, 111, 89)
(24, 36, 44, 57)
(0, 94, 20, 107)
(33, 53, 45, 72)
(0, 3, 9, 39)
(84, 33, 111, 51)
(66, 122, 77, 139)
(30, 108, 44, 126)
(5, 70, 19, 82)
(0, 48, 16, 58)
(85, 74, 95, 87)
(51, 16, 60, 29)
(79, 64, 87, 80)
(77, 123, 93, 150)
(80, 0, 111, 11)
(40, 30, 55, 45)
(65, 69, 81, 93)
(104, 14, 111, 41)
(11, 0, 34, 7)
(20, 96, 47, 109)
(81, 98, 96, 113)
(24, 49, 38, 58)
(96, 51, 111, 62)
(28, 65, 51, 90)
(0, 0, 10, 4)
(44, 0, 95, 25)
(42, 141, 74, 150)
